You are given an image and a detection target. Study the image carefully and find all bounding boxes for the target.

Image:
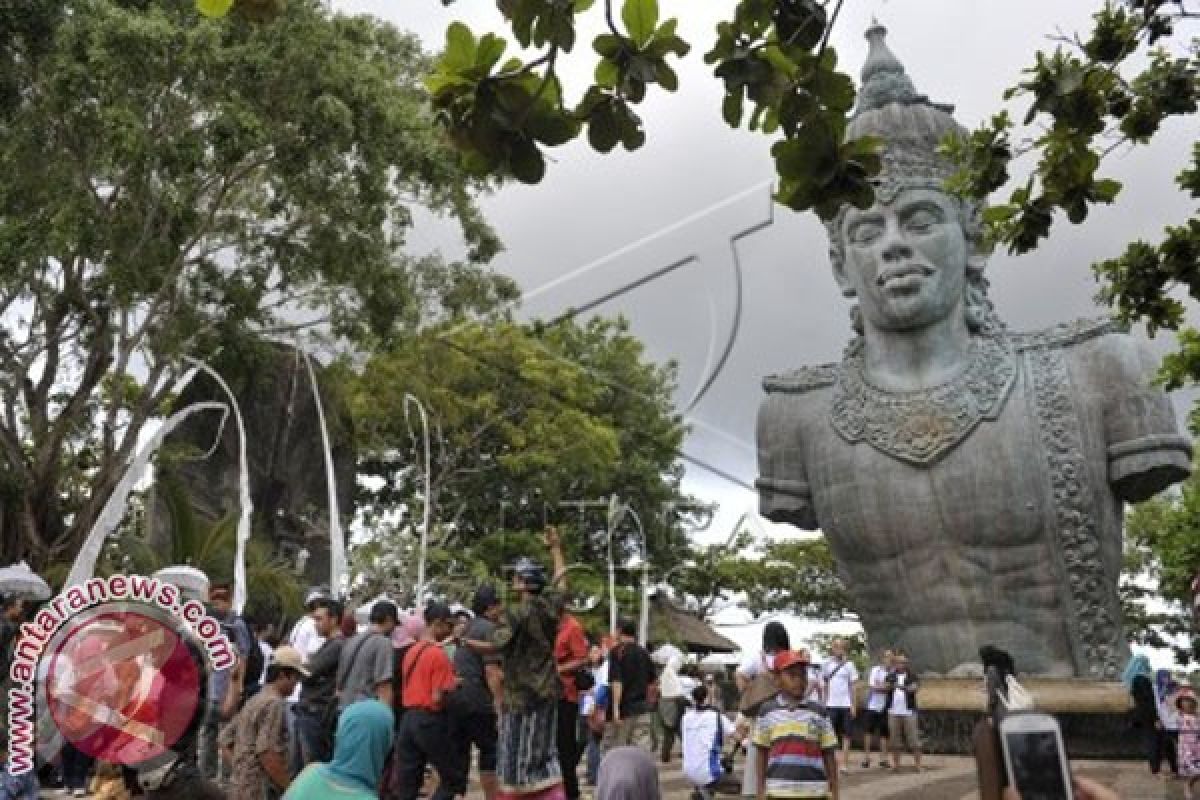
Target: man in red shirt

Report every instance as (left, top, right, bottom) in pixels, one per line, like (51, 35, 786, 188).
(555, 608, 590, 800)
(394, 603, 463, 800)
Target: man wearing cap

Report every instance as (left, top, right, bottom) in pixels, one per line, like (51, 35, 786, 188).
(464, 527, 569, 800)
(220, 645, 308, 800)
(752, 651, 839, 800)
(394, 603, 464, 800)
(450, 586, 505, 800)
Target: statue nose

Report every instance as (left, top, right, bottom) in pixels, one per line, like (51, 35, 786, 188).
(881, 238, 913, 262)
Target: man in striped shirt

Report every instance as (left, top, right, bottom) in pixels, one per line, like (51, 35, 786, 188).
(752, 650, 839, 800)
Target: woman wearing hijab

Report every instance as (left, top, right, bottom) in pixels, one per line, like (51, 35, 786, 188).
(596, 747, 660, 800)
(1124, 654, 1159, 776)
(284, 699, 394, 800)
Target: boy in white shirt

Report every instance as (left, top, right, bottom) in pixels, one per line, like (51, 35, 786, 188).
(682, 685, 740, 800)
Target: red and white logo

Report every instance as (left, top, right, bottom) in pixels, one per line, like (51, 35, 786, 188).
(44, 603, 203, 765)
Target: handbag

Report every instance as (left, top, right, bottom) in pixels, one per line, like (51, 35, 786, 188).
(574, 666, 596, 692)
(738, 672, 779, 716)
(739, 653, 781, 717)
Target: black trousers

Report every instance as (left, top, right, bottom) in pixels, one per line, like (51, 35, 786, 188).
(1149, 727, 1179, 775)
(557, 699, 582, 800)
(396, 709, 466, 800)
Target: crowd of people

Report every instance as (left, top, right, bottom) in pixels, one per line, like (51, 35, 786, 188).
(1124, 654, 1200, 797)
(0, 549, 1191, 800)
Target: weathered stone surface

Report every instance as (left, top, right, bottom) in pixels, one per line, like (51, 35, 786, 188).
(150, 339, 354, 588)
(755, 24, 1191, 679)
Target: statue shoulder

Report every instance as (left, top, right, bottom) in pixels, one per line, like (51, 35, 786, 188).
(762, 363, 839, 394)
(1012, 317, 1158, 385)
(1010, 316, 1127, 353)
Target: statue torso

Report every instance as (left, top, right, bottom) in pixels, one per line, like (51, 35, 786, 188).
(757, 319, 1191, 678)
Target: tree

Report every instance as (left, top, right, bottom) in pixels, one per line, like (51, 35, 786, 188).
(347, 315, 693, 603)
(672, 529, 852, 619)
(88, 476, 304, 620)
(944, 3, 1198, 411)
(1123, 468, 1200, 665)
(202, 0, 877, 215)
(0, 0, 501, 569)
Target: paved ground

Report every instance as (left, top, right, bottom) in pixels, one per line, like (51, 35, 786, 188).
(36, 754, 1183, 798)
(465, 755, 1190, 800)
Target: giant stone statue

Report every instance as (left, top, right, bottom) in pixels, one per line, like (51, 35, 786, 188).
(755, 23, 1192, 679)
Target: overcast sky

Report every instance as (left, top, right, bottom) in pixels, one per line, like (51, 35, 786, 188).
(335, 0, 1197, 542)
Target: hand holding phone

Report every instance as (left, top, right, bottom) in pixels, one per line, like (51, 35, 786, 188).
(1000, 712, 1074, 800)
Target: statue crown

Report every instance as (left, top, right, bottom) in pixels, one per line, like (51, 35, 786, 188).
(848, 22, 965, 203)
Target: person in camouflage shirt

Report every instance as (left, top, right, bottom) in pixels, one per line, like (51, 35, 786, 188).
(466, 527, 569, 800)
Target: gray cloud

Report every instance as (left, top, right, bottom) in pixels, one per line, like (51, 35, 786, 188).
(340, 1, 1197, 533)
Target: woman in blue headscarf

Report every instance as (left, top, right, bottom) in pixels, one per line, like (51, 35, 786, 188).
(285, 699, 394, 800)
(1124, 654, 1160, 776)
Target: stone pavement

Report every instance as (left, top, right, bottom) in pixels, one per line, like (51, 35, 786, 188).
(459, 755, 1190, 800)
(35, 754, 1184, 798)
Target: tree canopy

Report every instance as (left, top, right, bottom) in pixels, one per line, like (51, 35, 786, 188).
(347, 315, 693, 606)
(0, 0, 501, 569)
(1124, 465, 1200, 665)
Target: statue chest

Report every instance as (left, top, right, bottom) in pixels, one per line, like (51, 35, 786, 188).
(801, 361, 1118, 560)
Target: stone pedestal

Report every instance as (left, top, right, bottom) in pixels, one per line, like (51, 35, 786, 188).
(880, 678, 1137, 758)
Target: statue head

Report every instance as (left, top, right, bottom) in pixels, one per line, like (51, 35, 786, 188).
(825, 22, 1002, 336)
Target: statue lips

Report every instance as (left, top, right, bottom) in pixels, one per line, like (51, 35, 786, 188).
(876, 264, 934, 293)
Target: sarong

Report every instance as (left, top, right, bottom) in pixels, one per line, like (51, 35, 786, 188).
(496, 698, 564, 799)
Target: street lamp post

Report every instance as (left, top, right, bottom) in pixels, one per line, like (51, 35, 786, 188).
(622, 507, 649, 647)
(404, 393, 432, 605)
(605, 494, 621, 635)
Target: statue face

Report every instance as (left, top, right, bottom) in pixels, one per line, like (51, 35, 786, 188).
(837, 188, 968, 333)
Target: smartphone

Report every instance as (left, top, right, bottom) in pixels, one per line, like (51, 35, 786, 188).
(999, 712, 1074, 800)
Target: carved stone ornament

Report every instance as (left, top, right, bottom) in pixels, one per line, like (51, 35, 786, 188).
(1024, 336, 1123, 679)
(830, 333, 1017, 466)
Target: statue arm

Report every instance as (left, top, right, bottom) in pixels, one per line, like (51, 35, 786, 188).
(1093, 335, 1192, 502)
(755, 392, 820, 530)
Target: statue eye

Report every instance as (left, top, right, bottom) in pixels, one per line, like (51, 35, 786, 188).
(848, 221, 882, 245)
(905, 209, 939, 232)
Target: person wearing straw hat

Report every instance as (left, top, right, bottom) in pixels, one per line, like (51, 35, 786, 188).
(220, 645, 309, 800)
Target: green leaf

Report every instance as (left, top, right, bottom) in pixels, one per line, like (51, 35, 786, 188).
(574, 0, 596, 10)
(587, 104, 620, 152)
(476, 34, 508, 72)
(595, 58, 619, 89)
(622, 0, 659, 46)
(655, 62, 678, 91)
(1093, 178, 1122, 203)
(443, 22, 477, 72)
(508, 140, 546, 183)
(196, 0, 235, 17)
(722, 91, 743, 128)
(593, 33, 623, 58)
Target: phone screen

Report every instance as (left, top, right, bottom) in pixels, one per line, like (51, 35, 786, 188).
(1004, 730, 1070, 800)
